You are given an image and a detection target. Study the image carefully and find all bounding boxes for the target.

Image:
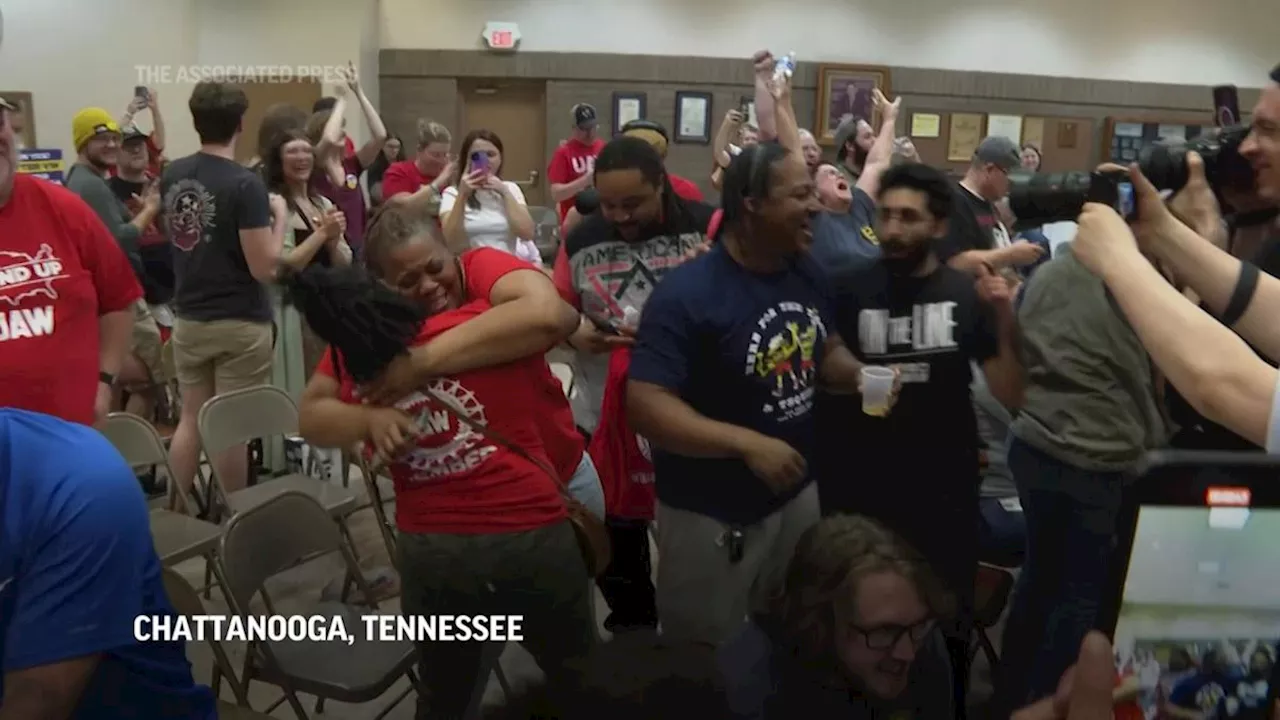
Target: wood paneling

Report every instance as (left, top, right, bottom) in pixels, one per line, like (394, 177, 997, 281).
(380, 49, 1263, 202)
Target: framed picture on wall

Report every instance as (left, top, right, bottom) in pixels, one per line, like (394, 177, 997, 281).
(612, 92, 647, 135)
(0, 91, 36, 148)
(815, 64, 892, 145)
(674, 91, 712, 144)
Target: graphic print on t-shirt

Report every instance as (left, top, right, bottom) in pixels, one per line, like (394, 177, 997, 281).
(572, 155, 596, 177)
(163, 179, 218, 252)
(575, 233, 703, 316)
(745, 301, 827, 421)
(0, 244, 66, 341)
(393, 378, 499, 482)
(857, 301, 959, 384)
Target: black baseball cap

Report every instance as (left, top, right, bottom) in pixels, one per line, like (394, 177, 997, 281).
(572, 103, 598, 129)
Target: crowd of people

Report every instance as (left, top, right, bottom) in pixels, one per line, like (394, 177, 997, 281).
(0, 47, 1278, 719)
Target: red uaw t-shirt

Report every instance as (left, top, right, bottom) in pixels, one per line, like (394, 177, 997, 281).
(316, 300, 567, 535)
(459, 248, 585, 483)
(379, 160, 438, 202)
(547, 137, 604, 221)
(0, 175, 143, 424)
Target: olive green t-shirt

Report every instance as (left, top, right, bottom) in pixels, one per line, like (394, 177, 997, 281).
(1010, 244, 1168, 472)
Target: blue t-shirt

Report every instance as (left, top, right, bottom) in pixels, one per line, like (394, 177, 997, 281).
(629, 243, 834, 524)
(808, 188, 881, 293)
(0, 409, 216, 718)
(1170, 672, 1240, 719)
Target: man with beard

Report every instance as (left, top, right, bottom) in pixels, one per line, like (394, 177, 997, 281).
(820, 161, 1024, 710)
(832, 117, 875, 186)
(559, 136, 718, 634)
(64, 108, 156, 285)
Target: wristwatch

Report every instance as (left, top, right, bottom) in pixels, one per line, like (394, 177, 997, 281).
(99, 371, 116, 386)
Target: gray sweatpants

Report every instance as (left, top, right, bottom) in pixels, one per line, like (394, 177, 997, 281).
(655, 482, 820, 645)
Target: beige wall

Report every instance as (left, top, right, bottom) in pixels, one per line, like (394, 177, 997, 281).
(379, 49, 1261, 204)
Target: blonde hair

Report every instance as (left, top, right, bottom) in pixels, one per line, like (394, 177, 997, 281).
(416, 119, 451, 149)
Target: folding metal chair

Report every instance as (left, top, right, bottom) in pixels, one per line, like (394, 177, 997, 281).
(100, 413, 226, 596)
(970, 563, 1016, 669)
(353, 453, 515, 712)
(220, 491, 420, 719)
(196, 386, 362, 523)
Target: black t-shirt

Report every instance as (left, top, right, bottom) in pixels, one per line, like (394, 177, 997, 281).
(936, 182, 1000, 263)
(160, 153, 273, 323)
(1167, 232, 1280, 450)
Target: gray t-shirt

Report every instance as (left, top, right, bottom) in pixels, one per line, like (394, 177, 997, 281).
(809, 188, 881, 294)
(63, 162, 145, 282)
(972, 365, 1016, 497)
(1010, 245, 1167, 473)
(160, 152, 273, 323)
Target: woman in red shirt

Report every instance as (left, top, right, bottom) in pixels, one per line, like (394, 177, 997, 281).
(293, 209, 596, 719)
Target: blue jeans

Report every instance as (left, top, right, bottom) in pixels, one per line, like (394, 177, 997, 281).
(978, 496, 1027, 567)
(566, 452, 605, 520)
(994, 438, 1124, 713)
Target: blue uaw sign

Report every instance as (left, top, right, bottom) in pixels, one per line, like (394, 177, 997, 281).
(18, 149, 65, 183)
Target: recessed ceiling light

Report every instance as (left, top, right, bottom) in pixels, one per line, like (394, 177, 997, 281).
(1198, 561, 1221, 574)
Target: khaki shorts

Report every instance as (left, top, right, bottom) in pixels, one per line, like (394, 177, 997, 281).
(131, 300, 166, 383)
(171, 317, 273, 393)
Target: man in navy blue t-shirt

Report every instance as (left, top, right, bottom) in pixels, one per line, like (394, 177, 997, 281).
(0, 409, 216, 718)
(627, 143, 869, 646)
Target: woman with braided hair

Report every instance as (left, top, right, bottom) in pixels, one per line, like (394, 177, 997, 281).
(290, 206, 596, 719)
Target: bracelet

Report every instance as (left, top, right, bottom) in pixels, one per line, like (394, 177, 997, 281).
(1220, 262, 1260, 327)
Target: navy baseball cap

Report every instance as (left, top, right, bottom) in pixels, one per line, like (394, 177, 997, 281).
(572, 103, 598, 129)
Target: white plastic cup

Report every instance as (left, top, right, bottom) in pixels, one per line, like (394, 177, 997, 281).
(860, 366, 896, 416)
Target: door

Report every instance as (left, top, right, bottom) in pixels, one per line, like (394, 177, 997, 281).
(458, 80, 547, 207)
(232, 79, 323, 164)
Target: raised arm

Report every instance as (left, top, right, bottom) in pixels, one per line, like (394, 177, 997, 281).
(1074, 202, 1277, 450)
(345, 63, 389, 169)
(853, 90, 902, 199)
(1137, 155, 1280, 361)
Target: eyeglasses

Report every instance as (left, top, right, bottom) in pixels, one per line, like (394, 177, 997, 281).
(848, 617, 937, 651)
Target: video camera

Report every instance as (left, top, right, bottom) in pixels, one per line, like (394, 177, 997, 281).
(1008, 124, 1255, 228)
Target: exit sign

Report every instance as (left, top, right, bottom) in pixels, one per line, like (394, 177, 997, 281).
(482, 22, 521, 52)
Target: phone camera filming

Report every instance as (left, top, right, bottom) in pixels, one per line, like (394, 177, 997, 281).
(1107, 453, 1280, 720)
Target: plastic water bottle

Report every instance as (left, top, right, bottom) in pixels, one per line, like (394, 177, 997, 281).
(773, 52, 796, 84)
(622, 306, 640, 329)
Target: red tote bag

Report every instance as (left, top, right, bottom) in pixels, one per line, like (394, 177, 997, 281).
(587, 347, 656, 521)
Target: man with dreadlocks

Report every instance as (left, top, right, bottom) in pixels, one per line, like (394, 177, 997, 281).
(555, 135, 721, 635)
(288, 207, 595, 719)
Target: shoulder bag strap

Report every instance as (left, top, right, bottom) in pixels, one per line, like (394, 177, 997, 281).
(371, 386, 574, 505)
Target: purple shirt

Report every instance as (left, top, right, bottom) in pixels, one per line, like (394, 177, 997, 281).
(312, 155, 367, 254)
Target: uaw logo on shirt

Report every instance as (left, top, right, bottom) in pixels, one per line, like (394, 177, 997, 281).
(0, 244, 66, 342)
(744, 301, 826, 421)
(394, 379, 498, 482)
(163, 179, 218, 252)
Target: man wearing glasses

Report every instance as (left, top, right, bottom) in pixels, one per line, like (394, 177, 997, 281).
(941, 136, 1047, 275)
